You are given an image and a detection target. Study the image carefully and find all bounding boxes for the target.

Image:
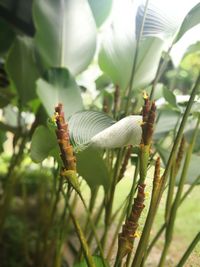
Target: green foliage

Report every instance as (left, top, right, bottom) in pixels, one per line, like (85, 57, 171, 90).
(6, 36, 40, 105)
(88, 0, 113, 27)
(33, 0, 97, 75)
(30, 125, 58, 163)
(76, 147, 110, 190)
(0, 18, 15, 55)
(175, 3, 200, 42)
(74, 256, 109, 267)
(36, 67, 83, 118)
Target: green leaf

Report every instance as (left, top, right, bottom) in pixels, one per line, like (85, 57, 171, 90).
(98, 0, 181, 90)
(36, 68, 83, 118)
(6, 36, 39, 105)
(33, 0, 97, 75)
(175, 3, 200, 42)
(163, 87, 177, 107)
(88, 0, 113, 27)
(74, 256, 109, 267)
(76, 147, 110, 190)
(176, 154, 200, 185)
(0, 18, 15, 55)
(30, 125, 58, 163)
(95, 74, 112, 91)
(154, 109, 181, 139)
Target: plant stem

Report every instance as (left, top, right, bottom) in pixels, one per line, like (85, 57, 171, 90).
(176, 232, 200, 267)
(160, 73, 200, 194)
(125, 0, 150, 115)
(66, 194, 96, 267)
(158, 115, 200, 267)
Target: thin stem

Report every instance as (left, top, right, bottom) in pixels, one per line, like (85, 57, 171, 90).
(160, 73, 200, 194)
(176, 232, 200, 267)
(125, 0, 150, 115)
(158, 116, 200, 267)
(65, 193, 96, 267)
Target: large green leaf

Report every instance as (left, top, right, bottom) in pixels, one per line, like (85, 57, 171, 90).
(30, 125, 58, 163)
(6, 36, 40, 105)
(175, 3, 200, 42)
(36, 68, 83, 118)
(98, 0, 181, 90)
(33, 0, 97, 75)
(88, 0, 113, 27)
(76, 147, 110, 190)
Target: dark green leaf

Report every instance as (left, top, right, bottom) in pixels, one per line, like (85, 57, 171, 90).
(88, 0, 113, 27)
(36, 68, 83, 118)
(0, 18, 15, 55)
(95, 74, 112, 91)
(6, 36, 40, 105)
(163, 87, 177, 107)
(175, 3, 200, 42)
(0, 130, 6, 153)
(76, 147, 110, 190)
(30, 125, 58, 163)
(74, 256, 109, 267)
(33, 0, 96, 75)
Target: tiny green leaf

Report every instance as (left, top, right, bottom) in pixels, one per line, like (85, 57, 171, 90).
(163, 87, 177, 107)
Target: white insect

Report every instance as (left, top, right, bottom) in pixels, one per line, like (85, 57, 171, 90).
(90, 115, 142, 149)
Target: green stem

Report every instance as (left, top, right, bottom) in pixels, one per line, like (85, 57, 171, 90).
(165, 164, 176, 221)
(144, 175, 200, 261)
(66, 195, 96, 267)
(176, 232, 200, 267)
(158, 116, 200, 267)
(125, 0, 150, 115)
(160, 73, 200, 195)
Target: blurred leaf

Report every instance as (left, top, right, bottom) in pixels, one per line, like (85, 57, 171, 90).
(0, 18, 15, 55)
(176, 154, 200, 185)
(36, 68, 83, 118)
(74, 256, 109, 267)
(76, 147, 110, 190)
(88, 0, 113, 27)
(154, 109, 180, 139)
(0, 88, 15, 108)
(0, 130, 6, 153)
(175, 3, 200, 42)
(154, 143, 169, 166)
(6, 36, 39, 105)
(33, 0, 96, 75)
(30, 125, 58, 163)
(98, 0, 181, 90)
(95, 74, 112, 91)
(185, 127, 200, 153)
(69, 110, 114, 150)
(163, 87, 177, 107)
(3, 105, 25, 128)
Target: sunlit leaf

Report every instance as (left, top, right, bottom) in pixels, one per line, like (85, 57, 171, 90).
(74, 255, 109, 267)
(98, 0, 180, 90)
(36, 68, 83, 118)
(88, 0, 113, 27)
(175, 3, 200, 42)
(6, 36, 39, 105)
(33, 0, 97, 75)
